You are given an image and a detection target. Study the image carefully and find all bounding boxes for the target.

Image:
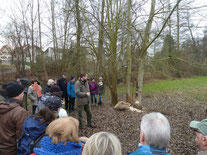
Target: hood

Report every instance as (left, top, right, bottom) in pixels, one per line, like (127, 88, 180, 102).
(0, 101, 19, 114)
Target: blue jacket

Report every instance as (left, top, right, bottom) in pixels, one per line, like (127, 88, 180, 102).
(67, 81, 76, 98)
(34, 136, 82, 155)
(128, 145, 171, 155)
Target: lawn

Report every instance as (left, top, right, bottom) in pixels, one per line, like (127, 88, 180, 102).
(105, 76, 207, 102)
(143, 76, 207, 94)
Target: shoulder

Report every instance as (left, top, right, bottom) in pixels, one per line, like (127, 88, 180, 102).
(13, 105, 28, 115)
(128, 149, 147, 155)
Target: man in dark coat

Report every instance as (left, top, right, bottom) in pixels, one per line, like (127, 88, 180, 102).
(57, 73, 69, 110)
(75, 73, 96, 129)
(0, 82, 28, 155)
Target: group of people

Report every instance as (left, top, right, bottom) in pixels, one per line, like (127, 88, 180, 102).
(56, 73, 105, 112)
(0, 72, 206, 155)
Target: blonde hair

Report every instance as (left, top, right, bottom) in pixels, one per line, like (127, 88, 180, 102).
(82, 131, 122, 155)
(46, 117, 80, 144)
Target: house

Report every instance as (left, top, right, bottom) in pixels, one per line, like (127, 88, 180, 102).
(0, 45, 12, 64)
(23, 45, 42, 63)
(44, 47, 63, 60)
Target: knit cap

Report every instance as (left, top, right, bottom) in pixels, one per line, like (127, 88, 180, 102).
(6, 82, 24, 98)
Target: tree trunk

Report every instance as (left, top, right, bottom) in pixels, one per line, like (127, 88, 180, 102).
(97, 0, 105, 76)
(75, 0, 83, 74)
(38, 0, 48, 80)
(135, 58, 144, 108)
(30, 0, 35, 73)
(135, 0, 156, 108)
(176, 0, 180, 51)
(126, 0, 132, 103)
(51, 0, 60, 75)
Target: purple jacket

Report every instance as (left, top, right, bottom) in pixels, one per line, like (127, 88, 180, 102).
(89, 82, 98, 94)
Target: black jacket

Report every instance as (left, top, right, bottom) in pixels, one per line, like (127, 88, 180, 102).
(57, 78, 68, 97)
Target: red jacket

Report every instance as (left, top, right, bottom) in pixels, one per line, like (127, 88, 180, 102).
(0, 99, 28, 155)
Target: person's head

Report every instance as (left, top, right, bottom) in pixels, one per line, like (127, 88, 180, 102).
(6, 82, 24, 101)
(99, 77, 103, 82)
(80, 73, 88, 81)
(46, 117, 80, 144)
(70, 76, 75, 82)
(82, 132, 122, 155)
(34, 106, 56, 125)
(140, 112, 170, 148)
(47, 79, 55, 86)
(62, 72, 67, 79)
(20, 78, 30, 89)
(190, 119, 207, 151)
(91, 77, 95, 82)
(16, 75, 21, 83)
(44, 96, 62, 118)
(50, 85, 62, 98)
(31, 80, 38, 85)
(52, 78, 57, 84)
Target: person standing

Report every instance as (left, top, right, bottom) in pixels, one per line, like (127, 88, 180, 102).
(28, 80, 42, 114)
(89, 78, 98, 106)
(67, 76, 76, 113)
(0, 82, 28, 155)
(44, 79, 55, 94)
(98, 77, 104, 105)
(75, 73, 95, 129)
(57, 73, 69, 111)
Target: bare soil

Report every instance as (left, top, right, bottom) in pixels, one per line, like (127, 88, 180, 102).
(70, 93, 207, 155)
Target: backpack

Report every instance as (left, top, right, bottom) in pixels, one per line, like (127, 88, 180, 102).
(17, 116, 47, 155)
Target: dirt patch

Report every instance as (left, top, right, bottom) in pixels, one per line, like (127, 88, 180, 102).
(69, 93, 206, 155)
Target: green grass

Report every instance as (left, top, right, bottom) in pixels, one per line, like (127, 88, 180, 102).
(104, 76, 207, 102)
(142, 76, 207, 94)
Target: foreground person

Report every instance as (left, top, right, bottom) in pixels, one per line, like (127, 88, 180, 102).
(34, 117, 82, 155)
(190, 119, 207, 155)
(18, 96, 62, 155)
(0, 82, 28, 155)
(82, 131, 122, 155)
(128, 112, 171, 155)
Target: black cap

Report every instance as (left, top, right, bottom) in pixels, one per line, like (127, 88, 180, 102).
(6, 82, 24, 98)
(50, 85, 62, 98)
(44, 96, 62, 111)
(20, 78, 30, 87)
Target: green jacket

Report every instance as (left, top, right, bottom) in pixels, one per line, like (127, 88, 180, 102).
(75, 79, 90, 106)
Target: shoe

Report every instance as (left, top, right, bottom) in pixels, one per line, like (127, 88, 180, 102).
(87, 124, 96, 128)
(98, 102, 102, 105)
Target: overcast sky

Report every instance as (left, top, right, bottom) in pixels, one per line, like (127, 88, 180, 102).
(0, 0, 207, 48)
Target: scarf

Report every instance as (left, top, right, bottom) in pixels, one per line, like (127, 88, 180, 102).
(33, 83, 42, 98)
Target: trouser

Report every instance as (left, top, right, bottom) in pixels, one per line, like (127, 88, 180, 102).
(32, 105, 37, 114)
(64, 95, 69, 110)
(69, 97, 75, 112)
(22, 93, 28, 110)
(98, 93, 103, 104)
(91, 94, 97, 104)
(78, 104, 92, 128)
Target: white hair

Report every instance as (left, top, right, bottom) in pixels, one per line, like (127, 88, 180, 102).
(82, 132, 122, 155)
(47, 79, 54, 86)
(141, 112, 171, 148)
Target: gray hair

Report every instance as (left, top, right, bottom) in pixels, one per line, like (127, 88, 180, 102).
(141, 112, 171, 148)
(82, 131, 122, 155)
